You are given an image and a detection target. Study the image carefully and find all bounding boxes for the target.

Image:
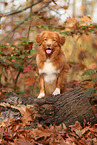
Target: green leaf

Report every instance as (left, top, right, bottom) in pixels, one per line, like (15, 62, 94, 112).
(11, 56, 15, 61)
(12, 62, 20, 67)
(16, 28, 21, 31)
(0, 45, 8, 48)
(61, 31, 70, 35)
(36, 15, 42, 18)
(82, 69, 95, 76)
(37, 25, 49, 30)
(20, 54, 25, 59)
(89, 29, 94, 32)
(37, 25, 42, 28)
(17, 43, 25, 46)
(43, 25, 49, 30)
(28, 17, 32, 20)
(27, 54, 32, 56)
(21, 38, 30, 43)
(14, 90, 25, 95)
(15, 20, 22, 23)
(31, 50, 35, 53)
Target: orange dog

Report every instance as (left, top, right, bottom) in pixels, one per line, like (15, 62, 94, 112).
(36, 31, 69, 98)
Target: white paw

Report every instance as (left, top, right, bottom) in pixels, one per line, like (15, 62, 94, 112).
(38, 93, 45, 98)
(53, 88, 60, 96)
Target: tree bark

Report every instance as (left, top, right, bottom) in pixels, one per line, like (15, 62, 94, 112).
(0, 87, 96, 127)
(34, 87, 97, 126)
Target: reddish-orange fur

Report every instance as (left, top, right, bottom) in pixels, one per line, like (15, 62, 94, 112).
(36, 31, 69, 98)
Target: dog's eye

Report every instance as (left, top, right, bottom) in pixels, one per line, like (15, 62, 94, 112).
(53, 39, 55, 41)
(44, 38, 47, 41)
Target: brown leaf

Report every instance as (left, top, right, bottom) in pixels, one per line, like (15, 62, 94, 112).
(24, 41, 33, 51)
(0, 14, 5, 17)
(80, 5, 86, 11)
(69, 121, 82, 132)
(31, 125, 51, 140)
(61, 4, 69, 10)
(15, 138, 35, 145)
(20, 105, 34, 126)
(81, 15, 91, 22)
(66, 18, 77, 24)
(25, 76, 36, 86)
(89, 126, 97, 133)
(79, 126, 90, 137)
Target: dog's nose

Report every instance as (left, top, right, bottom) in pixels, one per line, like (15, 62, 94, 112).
(47, 44, 51, 47)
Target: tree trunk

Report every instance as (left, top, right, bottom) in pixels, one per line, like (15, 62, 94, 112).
(73, 0, 76, 17)
(34, 87, 97, 126)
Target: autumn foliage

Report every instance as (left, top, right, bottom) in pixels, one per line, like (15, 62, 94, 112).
(0, 111, 97, 144)
(0, 0, 97, 144)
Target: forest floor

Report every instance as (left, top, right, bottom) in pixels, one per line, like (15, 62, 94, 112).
(0, 80, 97, 145)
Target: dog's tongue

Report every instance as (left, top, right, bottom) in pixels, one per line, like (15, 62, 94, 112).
(46, 49, 52, 54)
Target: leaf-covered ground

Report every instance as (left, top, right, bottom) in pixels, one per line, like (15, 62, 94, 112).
(0, 118, 97, 145)
(0, 79, 97, 145)
(0, 96, 97, 145)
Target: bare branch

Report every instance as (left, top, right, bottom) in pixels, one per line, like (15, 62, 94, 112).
(27, 2, 33, 39)
(1, 0, 43, 16)
(0, 1, 51, 43)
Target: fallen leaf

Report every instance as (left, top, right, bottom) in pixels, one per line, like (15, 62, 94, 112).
(20, 105, 34, 126)
(25, 76, 36, 86)
(31, 125, 51, 140)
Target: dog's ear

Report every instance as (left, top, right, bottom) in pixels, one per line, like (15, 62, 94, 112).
(59, 35, 65, 46)
(36, 31, 46, 45)
(36, 34, 42, 45)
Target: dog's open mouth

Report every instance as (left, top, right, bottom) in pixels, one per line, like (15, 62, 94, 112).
(46, 48, 53, 54)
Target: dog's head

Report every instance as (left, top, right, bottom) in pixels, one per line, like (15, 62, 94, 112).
(36, 31, 65, 55)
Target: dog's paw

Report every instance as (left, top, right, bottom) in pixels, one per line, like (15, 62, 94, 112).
(38, 93, 45, 98)
(53, 88, 60, 96)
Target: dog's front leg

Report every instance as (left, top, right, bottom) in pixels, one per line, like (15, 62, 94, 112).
(53, 68, 66, 96)
(38, 74, 45, 98)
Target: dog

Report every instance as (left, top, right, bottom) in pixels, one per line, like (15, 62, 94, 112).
(36, 31, 69, 98)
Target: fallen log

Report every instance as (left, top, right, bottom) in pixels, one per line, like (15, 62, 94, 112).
(34, 87, 97, 126)
(0, 87, 96, 127)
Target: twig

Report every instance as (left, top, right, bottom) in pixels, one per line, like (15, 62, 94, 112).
(1, 0, 43, 16)
(27, 1, 33, 39)
(14, 68, 23, 91)
(48, 6, 62, 16)
(0, 15, 29, 42)
(0, 2, 51, 43)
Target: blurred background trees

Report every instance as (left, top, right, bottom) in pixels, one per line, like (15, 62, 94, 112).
(0, 0, 97, 97)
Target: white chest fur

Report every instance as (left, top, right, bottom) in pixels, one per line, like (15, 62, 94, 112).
(39, 59, 60, 83)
